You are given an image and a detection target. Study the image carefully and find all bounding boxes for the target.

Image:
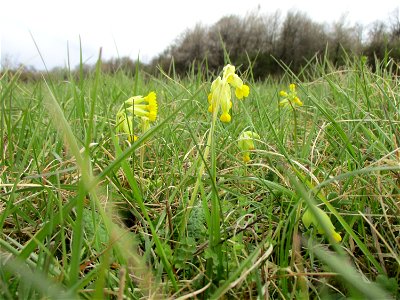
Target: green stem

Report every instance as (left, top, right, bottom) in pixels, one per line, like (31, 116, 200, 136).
(180, 81, 224, 281)
(292, 106, 298, 152)
(209, 106, 222, 278)
(140, 144, 145, 175)
(139, 118, 150, 176)
(179, 115, 214, 238)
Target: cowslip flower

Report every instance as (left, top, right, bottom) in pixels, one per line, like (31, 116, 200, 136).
(208, 64, 250, 122)
(302, 206, 342, 243)
(126, 91, 158, 121)
(279, 83, 303, 107)
(116, 91, 157, 142)
(238, 131, 260, 163)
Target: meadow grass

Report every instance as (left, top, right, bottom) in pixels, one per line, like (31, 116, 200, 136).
(0, 55, 399, 299)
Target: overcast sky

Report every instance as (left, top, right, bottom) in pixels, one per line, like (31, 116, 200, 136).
(1, 0, 399, 70)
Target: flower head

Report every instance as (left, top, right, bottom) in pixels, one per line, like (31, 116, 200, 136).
(279, 83, 303, 108)
(238, 131, 260, 163)
(302, 206, 342, 243)
(125, 91, 158, 121)
(116, 91, 158, 142)
(208, 64, 250, 122)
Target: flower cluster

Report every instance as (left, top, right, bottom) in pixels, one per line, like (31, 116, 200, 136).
(208, 64, 250, 122)
(116, 91, 157, 142)
(238, 131, 260, 163)
(302, 206, 342, 243)
(279, 83, 303, 107)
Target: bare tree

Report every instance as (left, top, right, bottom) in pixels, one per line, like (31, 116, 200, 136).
(328, 16, 363, 65)
(207, 15, 243, 68)
(171, 23, 209, 73)
(364, 21, 389, 63)
(278, 11, 327, 70)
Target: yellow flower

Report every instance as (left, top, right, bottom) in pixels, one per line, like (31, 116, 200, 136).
(293, 97, 303, 106)
(116, 91, 158, 142)
(208, 64, 250, 122)
(243, 153, 251, 163)
(302, 206, 342, 243)
(235, 84, 250, 99)
(126, 91, 158, 121)
(220, 112, 231, 123)
(279, 83, 303, 108)
(238, 131, 260, 163)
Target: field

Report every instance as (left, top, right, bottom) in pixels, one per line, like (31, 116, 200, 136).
(1, 56, 399, 299)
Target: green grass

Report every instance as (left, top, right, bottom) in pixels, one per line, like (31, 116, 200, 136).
(1, 55, 399, 299)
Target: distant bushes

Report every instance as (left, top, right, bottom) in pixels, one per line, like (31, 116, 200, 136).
(151, 9, 400, 79)
(0, 56, 145, 82)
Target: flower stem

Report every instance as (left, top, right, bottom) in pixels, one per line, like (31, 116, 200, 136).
(179, 118, 214, 238)
(292, 106, 298, 152)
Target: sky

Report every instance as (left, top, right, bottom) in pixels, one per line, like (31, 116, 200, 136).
(1, 0, 399, 70)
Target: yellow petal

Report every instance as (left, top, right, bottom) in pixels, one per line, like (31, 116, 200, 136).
(235, 84, 250, 99)
(294, 97, 303, 106)
(145, 91, 156, 102)
(220, 112, 231, 123)
(147, 111, 157, 121)
(243, 153, 251, 163)
(241, 85, 250, 97)
(279, 90, 288, 97)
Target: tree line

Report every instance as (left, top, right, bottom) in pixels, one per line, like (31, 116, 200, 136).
(151, 9, 400, 79)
